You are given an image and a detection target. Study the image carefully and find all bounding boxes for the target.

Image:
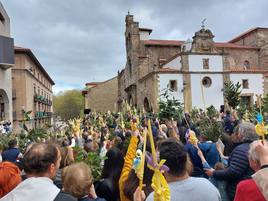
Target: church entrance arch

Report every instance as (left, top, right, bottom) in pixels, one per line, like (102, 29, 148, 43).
(144, 97, 151, 112)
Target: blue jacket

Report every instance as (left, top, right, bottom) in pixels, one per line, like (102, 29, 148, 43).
(2, 147, 20, 163)
(213, 142, 254, 200)
(199, 142, 220, 168)
(184, 143, 203, 177)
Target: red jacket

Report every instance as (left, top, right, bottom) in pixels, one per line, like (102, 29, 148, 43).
(234, 179, 266, 201)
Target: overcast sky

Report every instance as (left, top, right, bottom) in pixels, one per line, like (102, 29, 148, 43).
(2, 0, 268, 93)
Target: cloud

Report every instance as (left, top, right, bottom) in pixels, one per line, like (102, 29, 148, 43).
(2, 0, 268, 93)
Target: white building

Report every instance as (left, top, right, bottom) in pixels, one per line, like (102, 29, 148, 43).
(157, 28, 266, 111)
(0, 2, 14, 123)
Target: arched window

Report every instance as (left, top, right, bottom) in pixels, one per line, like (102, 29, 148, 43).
(244, 60, 250, 69)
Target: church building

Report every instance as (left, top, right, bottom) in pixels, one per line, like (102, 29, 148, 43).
(117, 14, 268, 112)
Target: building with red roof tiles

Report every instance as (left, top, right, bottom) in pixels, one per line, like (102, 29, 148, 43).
(117, 14, 268, 112)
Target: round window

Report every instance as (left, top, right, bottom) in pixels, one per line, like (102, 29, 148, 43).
(202, 76, 212, 88)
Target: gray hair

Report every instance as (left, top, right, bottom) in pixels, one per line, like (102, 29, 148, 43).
(238, 122, 259, 142)
(248, 140, 260, 162)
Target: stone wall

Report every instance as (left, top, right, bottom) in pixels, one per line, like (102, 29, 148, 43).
(86, 77, 118, 112)
(219, 48, 259, 68)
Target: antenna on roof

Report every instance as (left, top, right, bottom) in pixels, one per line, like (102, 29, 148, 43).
(201, 18, 207, 30)
(128, 10, 130, 15)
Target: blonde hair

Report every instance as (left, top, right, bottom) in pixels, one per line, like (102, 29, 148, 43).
(62, 162, 93, 198)
(59, 147, 74, 169)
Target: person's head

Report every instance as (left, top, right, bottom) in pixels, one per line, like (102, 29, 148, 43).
(232, 122, 259, 143)
(62, 162, 93, 198)
(112, 136, 123, 150)
(248, 140, 262, 172)
(61, 138, 70, 147)
(102, 148, 124, 182)
(159, 138, 188, 178)
(0, 162, 22, 198)
(84, 140, 94, 153)
(200, 134, 209, 142)
(8, 139, 17, 149)
(59, 147, 74, 169)
(160, 124, 168, 134)
(22, 143, 61, 179)
(123, 161, 154, 201)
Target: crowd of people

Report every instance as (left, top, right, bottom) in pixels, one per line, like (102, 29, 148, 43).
(0, 109, 268, 201)
(0, 121, 12, 134)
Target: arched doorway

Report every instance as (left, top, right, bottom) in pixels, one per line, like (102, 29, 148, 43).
(144, 97, 151, 112)
(128, 95, 134, 106)
(0, 89, 9, 121)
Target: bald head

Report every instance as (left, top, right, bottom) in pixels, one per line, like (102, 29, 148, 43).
(22, 143, 60, 175)
(248, 140, 262, 172)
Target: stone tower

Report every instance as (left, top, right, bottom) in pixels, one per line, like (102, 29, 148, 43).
(124, 14, 141, 106)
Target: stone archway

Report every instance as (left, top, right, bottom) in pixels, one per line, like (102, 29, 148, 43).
(144, 97, 151, 112)
(0, 89, 9, 121)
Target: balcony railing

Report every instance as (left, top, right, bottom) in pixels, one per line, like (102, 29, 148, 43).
(0, 35, 14, 70)
(35, 111, 53, 119)
(34, 94, 52, 106)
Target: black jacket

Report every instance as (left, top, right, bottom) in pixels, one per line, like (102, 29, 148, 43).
(95, 178, 118, 201)
(213, 142, 254, 200)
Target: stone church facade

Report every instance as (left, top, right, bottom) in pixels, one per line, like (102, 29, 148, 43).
(117, 14, 268, 112)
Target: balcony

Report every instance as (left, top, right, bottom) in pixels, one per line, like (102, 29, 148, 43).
(34, 94, 52, 106)
(0, 35, 14, 70)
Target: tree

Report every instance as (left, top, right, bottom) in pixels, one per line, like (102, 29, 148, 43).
(263, 94, 268, 113)
(53, 89, 84, 120)
(158, 88, 184, 121)
(223, 81, 241, 110)
(197, 105, 223, 142)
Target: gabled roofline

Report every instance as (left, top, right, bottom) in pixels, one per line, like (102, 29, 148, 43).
(160, 53, 181, 67)
(143, 39, 184, 47)
(228, 27, 268, 43)
(85, 76, 117, 88)
(85, 82, 103, 86)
